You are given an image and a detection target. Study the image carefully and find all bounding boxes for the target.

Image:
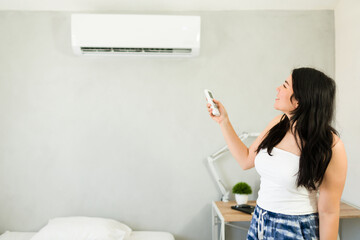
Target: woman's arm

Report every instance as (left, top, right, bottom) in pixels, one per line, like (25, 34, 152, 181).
(318, 137, 347, 240)
(207, 99, 282, 170)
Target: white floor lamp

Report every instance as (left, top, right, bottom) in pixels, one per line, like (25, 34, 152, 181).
(207, 132, 260, 202)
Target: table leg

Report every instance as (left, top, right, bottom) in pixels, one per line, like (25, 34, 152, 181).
(220, 221, 225, 240)
(212, 205, 216, 240)
(212, 201, 226, 240)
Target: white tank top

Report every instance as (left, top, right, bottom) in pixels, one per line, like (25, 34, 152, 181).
(254, 147, 319, 215)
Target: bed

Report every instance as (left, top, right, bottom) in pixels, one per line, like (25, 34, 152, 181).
(0, 216, 175, 240)
(0, 231, 175, 240)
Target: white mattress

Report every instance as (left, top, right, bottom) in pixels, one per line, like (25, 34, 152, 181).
(0, 231, 175, 240)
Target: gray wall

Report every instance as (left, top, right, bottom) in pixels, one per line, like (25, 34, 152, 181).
(335, 0, 360, 239)
(0, 10, 337, 240)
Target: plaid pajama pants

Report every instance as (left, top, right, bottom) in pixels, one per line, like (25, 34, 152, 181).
(247, 205, 319, 240)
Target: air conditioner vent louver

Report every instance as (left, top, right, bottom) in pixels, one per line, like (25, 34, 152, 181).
(114, 48, 142, 53)
(81, 47, 112, 52)
(81, 47, 192, 55)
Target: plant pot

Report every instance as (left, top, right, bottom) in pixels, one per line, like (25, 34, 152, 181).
(235, 194, 248, 205)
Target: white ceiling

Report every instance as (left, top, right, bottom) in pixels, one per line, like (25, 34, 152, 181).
(0, 0, 340, 12)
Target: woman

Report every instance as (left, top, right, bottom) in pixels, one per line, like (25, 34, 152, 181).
(207, 67, 347, 240)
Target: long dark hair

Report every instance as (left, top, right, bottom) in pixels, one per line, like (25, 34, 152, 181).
(256, 67, 338, 191)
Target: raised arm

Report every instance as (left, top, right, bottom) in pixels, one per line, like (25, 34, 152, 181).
(207, 99, 283, 170)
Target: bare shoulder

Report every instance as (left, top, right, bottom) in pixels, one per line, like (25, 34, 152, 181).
(274, 114, 284, 122)
(245, 114, 284, 170)
(331, 134, 346, 159)
(259, 114, 284, 139)
(332, 133, 341, 148)
(324, 134, 347, 179)
(267, 114, 284, 128)
(249, 114, 283, 151)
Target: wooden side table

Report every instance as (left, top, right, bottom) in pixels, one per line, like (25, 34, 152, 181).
(212, 200, 360, 240)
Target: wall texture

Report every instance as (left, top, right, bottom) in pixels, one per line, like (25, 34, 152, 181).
(0, 10, 336, 239)
(335, 0, 360, 239)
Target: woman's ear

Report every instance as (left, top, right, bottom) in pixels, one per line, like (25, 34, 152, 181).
(293, 99, 299, 108)
(290, 94, 299, 108)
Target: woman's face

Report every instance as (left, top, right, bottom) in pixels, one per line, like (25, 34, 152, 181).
(274, 74, 298, 116)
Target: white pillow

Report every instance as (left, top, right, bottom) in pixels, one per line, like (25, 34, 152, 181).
(30, 216, 132, 240)
(0, 231, 36, 240)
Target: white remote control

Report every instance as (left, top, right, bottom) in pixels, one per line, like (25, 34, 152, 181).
(204, 89, 220, 116)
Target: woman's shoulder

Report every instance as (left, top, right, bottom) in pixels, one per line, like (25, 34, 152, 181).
(328, 133, 347, 175)
(332, 133, 344, 150)
(261, 114, 284, 132)
(270, 114, 284, 125)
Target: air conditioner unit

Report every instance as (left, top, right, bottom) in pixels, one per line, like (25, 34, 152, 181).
(71, 14, 201, 57)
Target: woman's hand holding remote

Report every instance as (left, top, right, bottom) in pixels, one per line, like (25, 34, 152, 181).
(207, 99, 229, 125)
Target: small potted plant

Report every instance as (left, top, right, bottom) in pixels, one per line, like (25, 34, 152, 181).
(232, 182, 252, 205)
